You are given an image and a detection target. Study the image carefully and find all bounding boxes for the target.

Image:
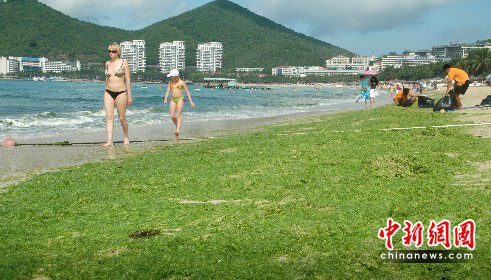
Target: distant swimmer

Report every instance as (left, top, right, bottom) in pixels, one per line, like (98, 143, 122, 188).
(443, 64, 470, 109)
(163, 69, 195, 136)
(103, 43, 133, 147)
(356, 75, 370, 108)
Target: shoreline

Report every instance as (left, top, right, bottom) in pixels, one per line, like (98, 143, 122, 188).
(1, 93, 394, 188)
(2, 85, 490, 189)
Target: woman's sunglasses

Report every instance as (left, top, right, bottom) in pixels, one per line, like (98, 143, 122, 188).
(108, 50, 118, 54)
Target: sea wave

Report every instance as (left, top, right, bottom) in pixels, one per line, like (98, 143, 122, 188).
(2, 116, 95, 128)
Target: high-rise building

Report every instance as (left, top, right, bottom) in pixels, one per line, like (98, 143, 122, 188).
(120, 40, 146, 73)
(0, 57, 19, 75)
(196, 42, 223, 72)
(159, 41, 185, 73)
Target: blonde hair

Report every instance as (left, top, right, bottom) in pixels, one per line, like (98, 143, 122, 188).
(108, 43, 121, 58)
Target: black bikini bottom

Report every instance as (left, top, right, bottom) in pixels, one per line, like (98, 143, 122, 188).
(106, 89, 126, 100)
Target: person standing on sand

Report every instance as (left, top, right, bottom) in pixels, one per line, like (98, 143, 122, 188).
(356, 75, 370, 108)
(443, 64, 470, 109)
(369, 76, 379, 108)
(103, 43, 133, 147)
(163, 69, 195, 136)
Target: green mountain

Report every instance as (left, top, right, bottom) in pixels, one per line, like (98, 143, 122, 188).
(0, 0, 130, 62)
(0, 0, 352, 69)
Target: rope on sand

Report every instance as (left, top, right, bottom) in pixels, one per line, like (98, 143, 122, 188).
(15, 136, 217, 146)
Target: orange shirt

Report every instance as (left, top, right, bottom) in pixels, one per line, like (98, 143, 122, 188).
(448, 68, 469, 86)
(393, 90, 404, 103)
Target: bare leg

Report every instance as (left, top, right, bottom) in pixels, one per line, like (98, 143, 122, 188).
(115, 93, 129, 145)
(169, 100, 178, 134)
(455, 94, 462, 109)
(370, 97, 375, 108)
(103, 92, 115, 147)
(175, 99, 184, 136)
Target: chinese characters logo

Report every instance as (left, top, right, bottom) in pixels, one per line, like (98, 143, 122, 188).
(378, 218, 475, 250)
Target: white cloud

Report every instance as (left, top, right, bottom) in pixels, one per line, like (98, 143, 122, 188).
(39, 0, 188, 29)
(245, 0, 457, 35)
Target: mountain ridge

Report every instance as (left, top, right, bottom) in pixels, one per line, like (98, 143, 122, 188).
(0, 0, 352, 69)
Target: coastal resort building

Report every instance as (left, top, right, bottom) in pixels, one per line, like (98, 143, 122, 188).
(120, 40, 146, 73)
(0, 57, 80, 74)
(0, 56, 19, 75)
(236, 68, 265, 73)
(432, 42, 491, 59)
(272, 66, 359, 77)
(381, 53, 450, 70)
(18, 57, 47, 72)
(196, 42, 223, 72)
(44, 60, 81, 73)
(159, 41, 185, 74)
(325, 56, 370, 72)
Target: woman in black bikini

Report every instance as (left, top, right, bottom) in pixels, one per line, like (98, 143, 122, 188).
(103, 43, 133, 147)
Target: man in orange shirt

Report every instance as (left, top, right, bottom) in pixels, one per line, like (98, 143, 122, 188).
(443, 64, 470, 108)
(393, 88, 419, 107)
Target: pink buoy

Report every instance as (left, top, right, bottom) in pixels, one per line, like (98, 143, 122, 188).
(2, 137, 17, 147)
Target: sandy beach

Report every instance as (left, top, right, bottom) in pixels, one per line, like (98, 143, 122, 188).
(1, 92, 393, 188)
(424, 86, 491, 138)
(455, 86, 491, 139)
(2, 86, 490, 189)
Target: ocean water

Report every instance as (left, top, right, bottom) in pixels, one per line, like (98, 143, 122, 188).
(0, 80, 363, 139)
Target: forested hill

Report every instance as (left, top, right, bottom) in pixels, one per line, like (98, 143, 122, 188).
(0, 0, 130, 62)
(0, 0, 352, 69)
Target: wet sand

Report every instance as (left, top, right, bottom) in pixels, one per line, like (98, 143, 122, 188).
(1, 92, 393, 188)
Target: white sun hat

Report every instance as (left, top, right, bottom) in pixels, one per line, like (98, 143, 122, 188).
(167, 69, 180, 77)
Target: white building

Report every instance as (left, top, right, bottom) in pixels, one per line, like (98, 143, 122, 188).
(272, 66, 305, 76)
(462, 44, 491, 58)
(43, 60, 81, 73)
(236, 67, 264, 73)
(159, 41, 185, 73)
(325, 56, 350, 70)
(381, 54, 451, 70)
(0, 56, 20, 75)
(196, 42, 223, 72)
(14, 57, 48, 72)
(432, 43, 491, 59)
(325, 56, 370, 72)
(1, 56, 80, 74)
(272, 66, 359, 77)
(120, 40, 146, 73)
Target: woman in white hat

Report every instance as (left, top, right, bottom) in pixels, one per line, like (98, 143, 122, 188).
(163, 69, 195, 136)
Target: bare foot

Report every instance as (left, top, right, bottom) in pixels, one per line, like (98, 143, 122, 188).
(174, 131, 180, 137)
(123, 138, 130, 146)
(102, 142, 113, 147)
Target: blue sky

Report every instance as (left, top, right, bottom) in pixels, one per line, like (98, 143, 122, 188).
(39, 0, 491, 56)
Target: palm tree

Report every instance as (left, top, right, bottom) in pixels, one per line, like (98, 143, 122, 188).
(465, 48, 491, 76)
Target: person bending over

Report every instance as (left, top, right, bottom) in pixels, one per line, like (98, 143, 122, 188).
(443, 64, 470, 109)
